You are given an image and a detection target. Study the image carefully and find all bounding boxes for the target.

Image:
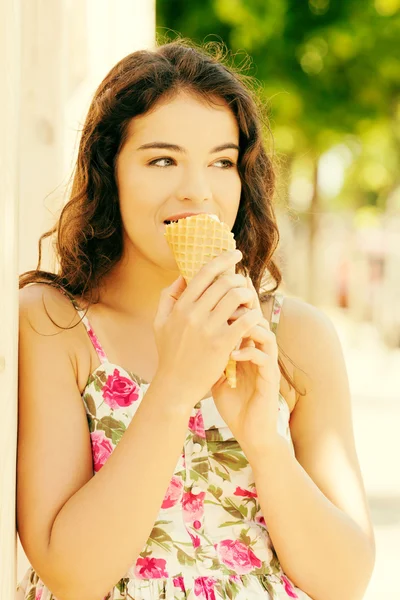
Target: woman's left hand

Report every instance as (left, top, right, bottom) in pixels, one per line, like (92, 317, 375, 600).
(211, 276, 281, 456)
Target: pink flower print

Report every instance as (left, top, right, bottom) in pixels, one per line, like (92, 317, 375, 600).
(102, 368, 140, 409)
(173, 576, 185, 592)
(194, 576, 217, 600)
(188, 531, 201, 548)
(35, 588, 43, 600)
(134, 557, 169, 579)
(188, 410, 206, 438)
(281, 574, 299, 598)
(182, 489, 206, 523)
(229, 575, 241, 583)
(234, 486, 258, 498)
(193, 520, 202, 530)
(162, 475, 183, 508)
(255, 515, 267, 527)
(216, 539, 262, 575)
(91, 430, 114, 472)
(86, 323, 108, 362)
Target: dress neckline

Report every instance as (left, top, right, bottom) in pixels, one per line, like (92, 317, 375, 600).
(82, 359, 291, 416)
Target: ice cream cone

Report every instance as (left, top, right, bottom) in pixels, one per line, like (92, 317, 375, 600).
(164, 213, 240, 388)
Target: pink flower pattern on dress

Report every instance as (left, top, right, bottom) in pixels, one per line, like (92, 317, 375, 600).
(173, 576, 185, 592)
(161, 475, 184, 508)
(281, 574, 300, 598)
(188, 409, 206, 438)
(35, 588, 42, 600)
(90, 429, 114, 472)
(85, 319, 108, 362)
(182, 488, 206, 523)
(256, 515, 267, 527)
(234, 486, 258, 498)
(102, 368, 140, 409)
(194, 576, 217, 599)
(134, 557, 169, 579)
(216, 539, 262, 575)
(188, 530, 201, 548)
(16, 294, 312, 600)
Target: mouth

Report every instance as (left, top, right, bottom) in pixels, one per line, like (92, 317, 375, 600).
(163, 220, 179, 225)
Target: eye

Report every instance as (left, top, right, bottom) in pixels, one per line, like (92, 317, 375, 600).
(148, 157, 175, 168)
(214, 159, 236, 169)
(147, 157, 236, 169)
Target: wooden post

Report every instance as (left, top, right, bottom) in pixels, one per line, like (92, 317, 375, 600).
(0, 1, 20, 599)
(14, 0, 156, 593)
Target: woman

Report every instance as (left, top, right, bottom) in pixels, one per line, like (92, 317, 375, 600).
(16, 39, 375, 600)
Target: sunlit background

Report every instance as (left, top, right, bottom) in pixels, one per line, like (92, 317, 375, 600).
(9, 1, 400, 598)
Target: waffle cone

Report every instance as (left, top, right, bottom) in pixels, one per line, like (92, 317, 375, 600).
(164, 213, 240, 388)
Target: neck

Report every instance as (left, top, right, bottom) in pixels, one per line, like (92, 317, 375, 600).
(96, 250, 180, 323)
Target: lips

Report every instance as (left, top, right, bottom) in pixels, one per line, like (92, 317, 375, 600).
(163, 212, 208, 224)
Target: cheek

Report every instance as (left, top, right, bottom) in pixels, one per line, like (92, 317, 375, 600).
(216, 172, 241, 215)
(117, 169, 157, 224)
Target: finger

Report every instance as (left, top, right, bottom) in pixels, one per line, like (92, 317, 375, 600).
(242, 317, 271, 337)
(230, 347, 280, 388)
(231, 346, 268, 362)
(246, 276, 261, 311)
(241, 323, 278, 361)
(242, 324, 271, 345)
(228, 305, 250, 323)
(239, 337, 255, 350)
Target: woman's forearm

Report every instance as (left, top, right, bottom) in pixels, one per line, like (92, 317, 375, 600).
(45, 376, 194, 600)
(247, 436, 375, 600)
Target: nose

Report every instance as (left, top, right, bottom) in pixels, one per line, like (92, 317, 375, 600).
(176, 165, 212, 203)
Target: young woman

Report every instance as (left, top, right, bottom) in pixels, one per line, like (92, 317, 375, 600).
(16, 40, 375, 600)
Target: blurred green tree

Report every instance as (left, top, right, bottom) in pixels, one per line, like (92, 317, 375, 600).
(156, 0, 400, 299)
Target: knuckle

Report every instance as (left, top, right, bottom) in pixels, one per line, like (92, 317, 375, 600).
(185, 311, 199, 327)
(229, 286, 252, 303)
(228, 274, 247, 287)
(174, 301, 186, 316)
(251, 309, 262, 324)
(202, 262, 218, 277)
(231, 273, 247, 286)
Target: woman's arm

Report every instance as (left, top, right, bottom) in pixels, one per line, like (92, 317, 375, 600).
(247, 297, 375, 600)
(17, 285, 194, 600)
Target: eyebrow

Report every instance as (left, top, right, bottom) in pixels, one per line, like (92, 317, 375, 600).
(136, 142, 240, 153)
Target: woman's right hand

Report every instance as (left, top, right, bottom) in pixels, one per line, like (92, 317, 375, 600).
(153, 249, 264, 405)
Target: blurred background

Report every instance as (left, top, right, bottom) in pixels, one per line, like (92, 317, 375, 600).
(7, 1, 399, 598)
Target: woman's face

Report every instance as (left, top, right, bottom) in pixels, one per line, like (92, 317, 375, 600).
(115, 91, 242, 273)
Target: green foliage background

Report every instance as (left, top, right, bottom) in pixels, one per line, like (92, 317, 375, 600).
(156, 0, 400, 212)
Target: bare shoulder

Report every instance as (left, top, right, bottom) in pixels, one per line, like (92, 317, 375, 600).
(19, 282, 81, 332)
(260, 293, 344, 412)
(17, 283, 94, 578)
(273, 294, 341, 390)
(271, 295, 376, 550)
(19, 283, 91, 391)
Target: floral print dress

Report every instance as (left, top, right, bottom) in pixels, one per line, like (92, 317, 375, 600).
(17, 293, 312, 600)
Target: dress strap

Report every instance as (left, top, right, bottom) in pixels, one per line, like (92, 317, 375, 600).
(269, 292, 284, 336)
(76, 308, 108, 364)
(54, 285, 109, 364)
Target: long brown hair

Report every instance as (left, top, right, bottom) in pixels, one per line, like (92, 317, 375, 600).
(20, 38, 302, 395)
